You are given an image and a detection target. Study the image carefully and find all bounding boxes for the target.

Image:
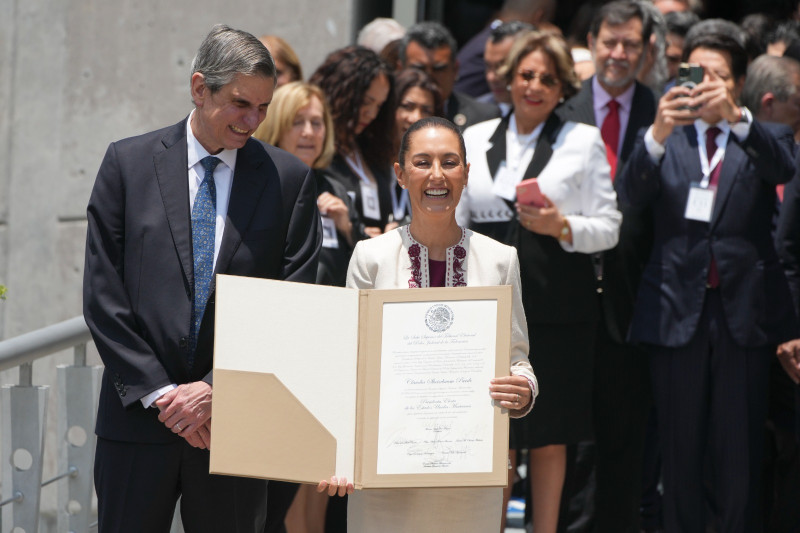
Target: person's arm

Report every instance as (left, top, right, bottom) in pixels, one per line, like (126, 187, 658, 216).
(561, 129, 622, 254)
(83, 142, 175, 408)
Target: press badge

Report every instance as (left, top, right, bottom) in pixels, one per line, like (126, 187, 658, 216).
(492, 162, 522, 202)
(360, 182, 381, 221)
(684, 182, 716, 222)
(321, 216, 339, 249)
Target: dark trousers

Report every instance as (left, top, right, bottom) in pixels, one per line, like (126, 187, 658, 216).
(592, 322, 652, 533)
(649, 290, 771, 533)
(95, 437, 268, 533)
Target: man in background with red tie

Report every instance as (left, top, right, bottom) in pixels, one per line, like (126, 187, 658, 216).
(557, 2, 657, 531)
(618, 22, 798, 533)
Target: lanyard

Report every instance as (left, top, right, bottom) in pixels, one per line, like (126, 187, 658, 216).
(344, 151, 374, 186)
(391, 184, 410, 220)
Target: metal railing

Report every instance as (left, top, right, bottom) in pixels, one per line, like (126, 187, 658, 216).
(0, 316, 100, 533)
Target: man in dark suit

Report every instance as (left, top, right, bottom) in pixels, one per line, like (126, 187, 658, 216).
(83, 25, 321, 532)
(617, 25, 797, 533)
(556, 2, 657, 531)
(398, 21, 500, 131)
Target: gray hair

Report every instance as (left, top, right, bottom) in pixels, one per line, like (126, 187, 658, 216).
(191, 24, 276, 95)
(741, 55, 800, 115)
(358, 18, 406, 54)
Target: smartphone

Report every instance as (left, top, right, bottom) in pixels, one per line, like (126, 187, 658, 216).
(677, 63, 704, 89)
(677, 63, 704, 111)
(516, 178, 546, 208)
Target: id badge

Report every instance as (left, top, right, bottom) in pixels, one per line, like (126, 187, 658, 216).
(360, 182, 381, 221)
(492, 162, 522, 202)
(321, 215, 339, 249)
(684, 182, 716, 222)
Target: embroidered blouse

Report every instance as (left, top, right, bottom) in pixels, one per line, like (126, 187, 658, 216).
(405, 225, 467, 288)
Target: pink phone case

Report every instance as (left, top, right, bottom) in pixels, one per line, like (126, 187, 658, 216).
(516, 178, 546, 207)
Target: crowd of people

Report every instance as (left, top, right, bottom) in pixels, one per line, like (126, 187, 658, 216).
(82, 0, 800, 532)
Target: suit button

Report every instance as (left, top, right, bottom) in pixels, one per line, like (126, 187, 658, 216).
(120, 389, 127, 397)
(179, 337, 188, 349)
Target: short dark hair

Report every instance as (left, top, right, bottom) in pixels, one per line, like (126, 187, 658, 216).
(398, 117, 466, 167)
(664, 10, 700, 38)
(768, 20, 800, 47)
(683, 19, 749, 80)
(400, 22, 458, 65)
(309, 46, 396, 170)
(490, 20, 536, 44)
(589, 0, 654, 43)
(191, 24, 276, 94)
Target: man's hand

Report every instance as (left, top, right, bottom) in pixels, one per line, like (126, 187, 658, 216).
(776, 339, 800, 384)
(652, 86, 697, 145)
(155, 381, 212, 441)
(689, 67, 740, 124)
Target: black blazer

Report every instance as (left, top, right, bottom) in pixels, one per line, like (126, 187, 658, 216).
(618, 121, 798, 348)
(558, 78, 657, 342)
(320, 153, 393, 232)
(446, 91, 501, 131)
(84, 118, 321, 443)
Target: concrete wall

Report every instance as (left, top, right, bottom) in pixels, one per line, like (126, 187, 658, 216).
(0, 0, 357, 528)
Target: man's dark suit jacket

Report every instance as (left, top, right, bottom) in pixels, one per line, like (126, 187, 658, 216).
(84, 117, 321, 444)
(557, 78, 657, 342)
(618, 121, 798, 348)
(446, 91, 500, 131)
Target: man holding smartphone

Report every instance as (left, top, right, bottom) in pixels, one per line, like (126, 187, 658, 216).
(618, 21, 798, 533)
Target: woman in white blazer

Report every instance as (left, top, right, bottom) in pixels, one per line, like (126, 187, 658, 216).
(318, 117, 538, 532)
(457, 31, 621, 533)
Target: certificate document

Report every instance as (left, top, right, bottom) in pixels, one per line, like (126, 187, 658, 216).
(211, 277, 512, 489)
(377, 300, 498, 474)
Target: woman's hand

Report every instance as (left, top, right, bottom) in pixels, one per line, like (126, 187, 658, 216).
(517, 194, 565, 240)
(776, 339, 800, 384)
(490, 375, 532, 412)
(318, 193, 354, 245)
(364, 226, 382, 238)
(317, 476, 354, 497)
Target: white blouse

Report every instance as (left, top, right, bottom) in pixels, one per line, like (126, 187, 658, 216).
(457, 117, 622, 254)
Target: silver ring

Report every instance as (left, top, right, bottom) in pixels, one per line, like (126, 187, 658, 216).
(515, 393, 520, 403)
(175, 423, 182, 432)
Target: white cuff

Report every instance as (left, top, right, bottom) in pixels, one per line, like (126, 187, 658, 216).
(644, 126, 666, 163)
(141, 384, 177, 409)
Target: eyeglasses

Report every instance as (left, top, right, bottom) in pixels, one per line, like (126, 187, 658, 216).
(516, 69, 560, 89)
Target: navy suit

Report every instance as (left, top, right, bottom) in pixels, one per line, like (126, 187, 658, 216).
(618, 120, 798, 533)
(557, 78, 656, 533)
(84, 117, 321, 532)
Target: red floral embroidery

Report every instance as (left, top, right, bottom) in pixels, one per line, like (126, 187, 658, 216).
(408, 243, 422, 288)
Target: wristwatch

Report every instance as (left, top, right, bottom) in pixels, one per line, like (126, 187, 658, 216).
(732, 106, 751, 124)
(558, 218, 570, 241)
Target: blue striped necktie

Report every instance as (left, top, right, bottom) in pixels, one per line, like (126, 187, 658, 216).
(190, 155, 220, 362)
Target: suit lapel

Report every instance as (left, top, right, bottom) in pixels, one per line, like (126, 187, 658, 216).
(564, 78, 596, 126)
(486, 114, 511, 179)
(673, 125, 703, 187)
(619, 83, 655, 169)
(213, 139, 270, 280)
(522, 113, 563, 179)
(710, 135, 744, 228)
(154, 120, 193, 289)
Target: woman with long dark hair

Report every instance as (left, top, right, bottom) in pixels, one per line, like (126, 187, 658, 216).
(310, 46, 397, 238)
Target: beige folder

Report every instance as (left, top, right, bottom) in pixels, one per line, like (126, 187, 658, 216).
(209, 275, 512, 488)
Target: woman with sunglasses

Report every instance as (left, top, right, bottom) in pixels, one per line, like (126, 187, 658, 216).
(457, 31, 621, 533)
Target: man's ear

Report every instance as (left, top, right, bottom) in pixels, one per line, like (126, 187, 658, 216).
(190, 72, 208, 107)
(759, 92, 776, 119)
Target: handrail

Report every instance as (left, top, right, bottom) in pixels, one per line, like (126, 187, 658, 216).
(0, 316, 91, 373)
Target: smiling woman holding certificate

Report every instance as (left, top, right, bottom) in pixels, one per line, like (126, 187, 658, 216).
(317, 116, 538, 531)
